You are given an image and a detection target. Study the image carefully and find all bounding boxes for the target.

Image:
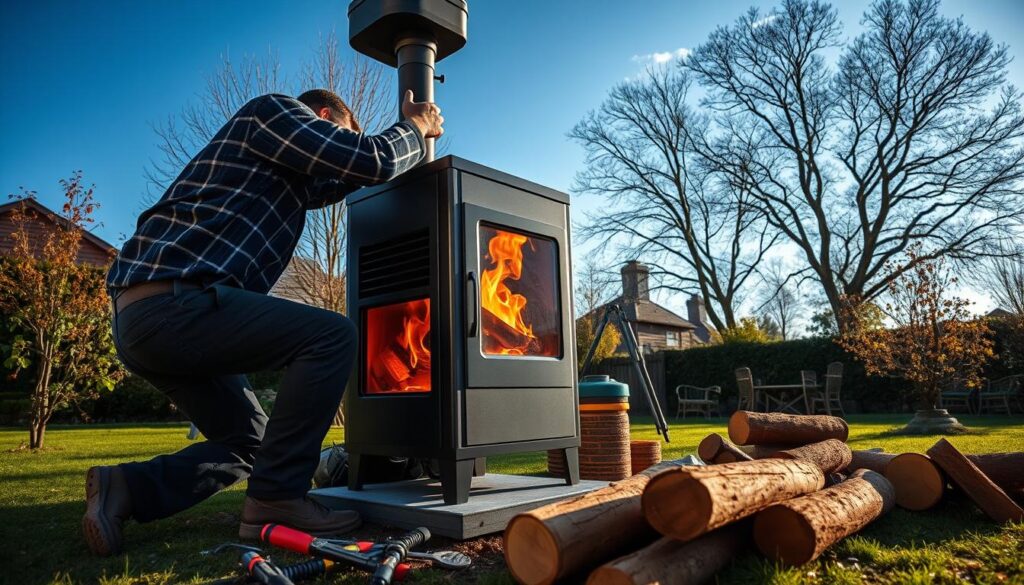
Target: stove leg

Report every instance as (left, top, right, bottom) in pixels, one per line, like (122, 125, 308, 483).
(347, 452, 366, 492)
(440, 459, 475, 505)
(561, 446, 580, 486)
(473, 457, 487, 477)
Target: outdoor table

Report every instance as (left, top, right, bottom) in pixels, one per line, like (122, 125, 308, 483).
(753, 383, 816, 414)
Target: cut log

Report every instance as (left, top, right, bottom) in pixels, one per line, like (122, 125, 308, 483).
(884, 453, 945, 511)
(586, 524, 746, 585)
(697, 433, 753, 464)
(504, 460, 683, 585)
(642, 458, 824, 542)
(769, 439, 853, 474)
(728, 411, 849, 446)
(754, 469, 895, 566)
(847, 450, 896, 474)
(967, 453, 1024, 492)
(927, 439, 1024, 524)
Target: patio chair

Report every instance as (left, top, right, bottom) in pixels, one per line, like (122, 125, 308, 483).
(938, 378, 975, 414)
(735, 367, 759, 412)
(806, 362, 845, 416)
(675, 385, 722, 419)
(979, 375, 1023, 414)
(799, 370, 818, 414)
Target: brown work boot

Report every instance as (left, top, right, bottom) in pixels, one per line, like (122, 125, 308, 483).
(238, 495, 361, 540)
(82, 465, 133, 556)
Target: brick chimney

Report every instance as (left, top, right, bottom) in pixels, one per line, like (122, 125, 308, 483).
(621, 261, 650, 301)
(686, 294, 707, 325)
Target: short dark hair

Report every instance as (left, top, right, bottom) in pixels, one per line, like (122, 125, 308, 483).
(297, 89, 361, 132)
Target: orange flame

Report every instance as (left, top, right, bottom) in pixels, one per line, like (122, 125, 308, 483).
(481, 229, 537, 355)
(365, 298, 431, 394)
(399, 300, 431, 371)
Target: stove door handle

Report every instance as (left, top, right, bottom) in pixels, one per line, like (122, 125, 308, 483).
(467, 271, 478, 337)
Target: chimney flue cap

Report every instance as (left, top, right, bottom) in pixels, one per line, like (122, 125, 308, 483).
(348, 0, 468, 67)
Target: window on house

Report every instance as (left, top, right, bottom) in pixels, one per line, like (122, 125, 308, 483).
(665, 330, 680, 347)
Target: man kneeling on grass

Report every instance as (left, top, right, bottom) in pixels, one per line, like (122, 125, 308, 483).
(82, 88, 443, 556)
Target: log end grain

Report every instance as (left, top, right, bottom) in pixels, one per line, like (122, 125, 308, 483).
(753, 503, 817, 566)
(728, 411, 754, 445)
(884, 453, 945, 511)
(698, 433, 726, 462)
(641, 472, 712, 542)
(504, 515, 561, 585)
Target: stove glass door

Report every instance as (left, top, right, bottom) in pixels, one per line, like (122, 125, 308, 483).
(478, 223, 562, 359)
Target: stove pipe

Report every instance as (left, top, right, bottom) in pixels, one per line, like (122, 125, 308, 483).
(347, 0, 469, 164)
(396, 35, 437, 161)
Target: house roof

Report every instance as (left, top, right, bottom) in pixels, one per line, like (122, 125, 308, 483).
(987, 307, 1015, 318)
(0, 198, 116, 253)
(600, 296, 697, 330)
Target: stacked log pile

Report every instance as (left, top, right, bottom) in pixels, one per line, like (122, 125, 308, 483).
(504, 411, 1024, 585)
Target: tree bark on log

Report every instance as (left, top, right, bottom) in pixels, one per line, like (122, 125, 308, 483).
(846, 450, 896, 473)
(642, 458, 824, 541)
(728, 411, 849, 446)
(503, 460, 684, 585)
(967, 453, 1024, 492)
(884, 453, 945, 511)
(697, 433, 753, 464)
(753, 469, 896, 566)
(769, 439, 853, 474)
(927, 439, 1024, 523)
(586, 524, 746, 585)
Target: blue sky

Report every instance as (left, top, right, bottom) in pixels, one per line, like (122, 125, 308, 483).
(2, 0, 1022, 316)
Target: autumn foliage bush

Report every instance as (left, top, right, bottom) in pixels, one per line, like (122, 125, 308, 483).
(0, 173, 124, 448)
(838, 248, 994, 410)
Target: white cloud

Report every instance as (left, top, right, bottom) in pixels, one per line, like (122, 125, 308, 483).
(631, 47, 691, 66)
(751, 14, 778, 29)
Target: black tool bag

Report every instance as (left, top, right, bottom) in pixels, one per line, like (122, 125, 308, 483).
(313, 444, 424, 488)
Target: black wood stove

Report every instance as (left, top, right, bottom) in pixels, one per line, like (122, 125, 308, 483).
(343, 1, 581, 505)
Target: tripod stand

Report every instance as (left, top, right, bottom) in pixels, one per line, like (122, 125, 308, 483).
(579, 304, 670, 442)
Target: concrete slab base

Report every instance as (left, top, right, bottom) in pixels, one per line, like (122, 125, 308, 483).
(311, 473, 608, 539)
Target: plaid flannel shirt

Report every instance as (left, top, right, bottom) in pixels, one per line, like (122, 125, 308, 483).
(107, 93, 425, 294)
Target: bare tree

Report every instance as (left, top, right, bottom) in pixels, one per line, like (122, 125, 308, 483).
(685, 0, 1024, 332)
(977, 244, 1024, 315)
(574, 259, 617, 322)
(757, 259, 802, 340)
(146, 51, 283, 198)
(569, 66, 778, 331)
(573, 259, 622, 365)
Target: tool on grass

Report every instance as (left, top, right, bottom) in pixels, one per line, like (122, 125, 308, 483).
(370, 527, 430, 585)
(322, 536, 472, 570)
(240, 550, 294, 585)
(260, 524, 412, 581)
(206, 557, 341, 585)
(201, 543, 294, 585)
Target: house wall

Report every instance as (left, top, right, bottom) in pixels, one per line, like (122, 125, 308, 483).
(0, 212, 113, 267)
(615, 322, 698, 353)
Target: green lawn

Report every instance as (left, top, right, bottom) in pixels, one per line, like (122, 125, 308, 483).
(1, 416, 1022, 585)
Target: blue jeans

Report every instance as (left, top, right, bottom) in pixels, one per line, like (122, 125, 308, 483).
(112, 283, 356, 522)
